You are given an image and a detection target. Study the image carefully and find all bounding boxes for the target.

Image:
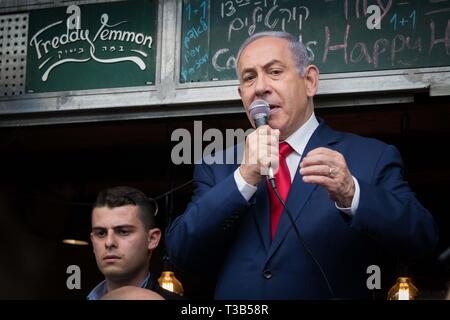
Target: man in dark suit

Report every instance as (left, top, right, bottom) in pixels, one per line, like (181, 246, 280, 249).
(87, 186, 181, 300)
(166, 31, 438, 299)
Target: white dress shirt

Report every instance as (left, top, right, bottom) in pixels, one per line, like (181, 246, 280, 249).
(234, 113, 360, 216)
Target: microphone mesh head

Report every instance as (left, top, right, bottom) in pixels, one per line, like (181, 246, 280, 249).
(249, 100, 270, 119)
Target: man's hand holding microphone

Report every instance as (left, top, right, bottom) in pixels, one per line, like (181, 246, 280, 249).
(239, 100, 279, 186)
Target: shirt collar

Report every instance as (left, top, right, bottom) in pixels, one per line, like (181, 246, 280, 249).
(87, 272, 151, 300)
(284, 113, 319, 156)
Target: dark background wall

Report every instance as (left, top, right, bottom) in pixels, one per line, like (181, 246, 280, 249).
(0, 94, 449, 299)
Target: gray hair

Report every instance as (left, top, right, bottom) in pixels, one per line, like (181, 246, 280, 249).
(235, 31, 310, 78)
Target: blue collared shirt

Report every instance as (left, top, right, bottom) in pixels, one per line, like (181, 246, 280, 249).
(87, 272, 152, 300)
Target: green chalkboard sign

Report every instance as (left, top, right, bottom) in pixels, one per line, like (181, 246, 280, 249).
(180, 0, 450, 83)
(26, 0, 157, 93)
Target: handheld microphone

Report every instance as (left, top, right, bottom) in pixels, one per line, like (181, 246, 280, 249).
(249, 99, 270, 128)
(248, 100, 275, 179)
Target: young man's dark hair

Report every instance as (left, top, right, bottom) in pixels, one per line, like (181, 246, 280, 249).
(93, 186, 156, 230)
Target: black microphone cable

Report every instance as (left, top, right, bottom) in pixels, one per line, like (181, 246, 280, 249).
(267, 176, 336, 298)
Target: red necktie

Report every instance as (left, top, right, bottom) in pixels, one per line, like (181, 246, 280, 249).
(267, 142, 294, 239)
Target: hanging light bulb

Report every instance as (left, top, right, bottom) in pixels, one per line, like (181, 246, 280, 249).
(158, 256, 184, 295)
(387, 277, 418, 300)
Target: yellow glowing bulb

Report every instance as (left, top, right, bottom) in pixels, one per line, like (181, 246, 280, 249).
(388, 277, 418, 300)
(158, 271, 184, 296)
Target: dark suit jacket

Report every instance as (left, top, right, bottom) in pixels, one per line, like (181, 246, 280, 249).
(166, 119, 438, 299)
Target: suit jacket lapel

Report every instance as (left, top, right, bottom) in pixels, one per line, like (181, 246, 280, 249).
(266, 120, 340, 260)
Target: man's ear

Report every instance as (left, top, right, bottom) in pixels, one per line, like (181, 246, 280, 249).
(303, 65, 319, 97)
(147, 228, 161, 251)
(238, 86, 242, 98)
